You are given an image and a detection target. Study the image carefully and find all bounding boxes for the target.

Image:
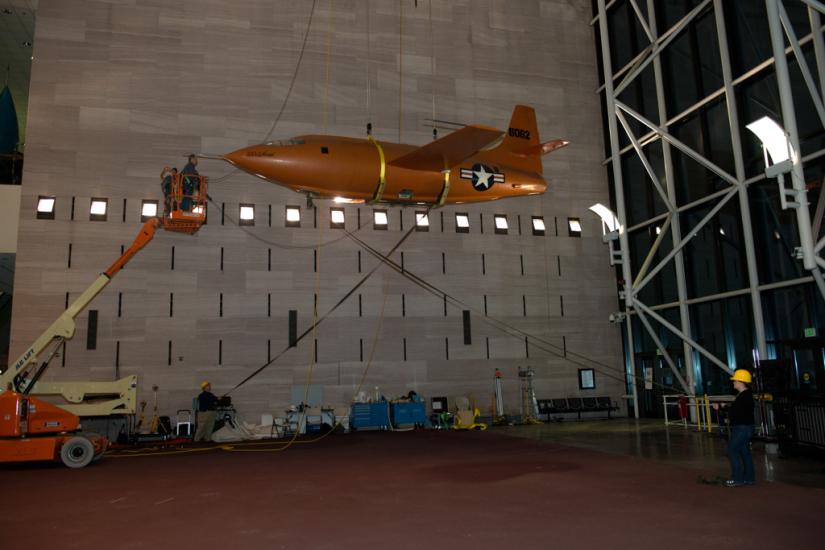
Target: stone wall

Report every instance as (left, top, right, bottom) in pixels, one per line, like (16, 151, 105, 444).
(10, 0, 623, 421)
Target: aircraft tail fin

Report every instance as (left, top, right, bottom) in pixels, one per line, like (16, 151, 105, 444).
(496, 105, 567, 174)
(500, 105, 541, 153)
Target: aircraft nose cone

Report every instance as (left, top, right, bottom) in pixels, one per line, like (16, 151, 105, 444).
(223, 147, 251, 167)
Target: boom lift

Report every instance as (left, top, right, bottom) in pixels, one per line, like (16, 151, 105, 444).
(0, 174, 206, 467)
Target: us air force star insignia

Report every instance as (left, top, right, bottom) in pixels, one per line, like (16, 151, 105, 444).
(460, 164, 505, 191)
(473, 165, 493, 190)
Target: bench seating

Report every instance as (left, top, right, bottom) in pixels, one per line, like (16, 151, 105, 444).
(537, 396, 619, 420)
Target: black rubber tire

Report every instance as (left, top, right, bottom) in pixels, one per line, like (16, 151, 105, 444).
(60, 436, 95, 469)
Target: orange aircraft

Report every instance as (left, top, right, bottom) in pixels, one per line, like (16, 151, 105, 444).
(222, 105, 568, 206)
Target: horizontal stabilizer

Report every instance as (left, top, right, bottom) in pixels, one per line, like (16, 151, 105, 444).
(518, 139, 569, 157)
(388, 125, 504, 171)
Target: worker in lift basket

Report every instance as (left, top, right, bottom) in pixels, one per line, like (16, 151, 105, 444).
(181, 154, 199, 211)
(160, 166, 177, 216)
(194, 381, 218, 442)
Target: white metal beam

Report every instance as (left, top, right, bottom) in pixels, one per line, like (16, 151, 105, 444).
(632, 188, 739, 296)
(616, 100, 739, 187)
(615, 109, 675, 212)
(801, 0, 825, 15)
(597, 0, 640, 419)
(633, 299, 732, 374)
(614, 0, 712, 97)
(778, 3, 825, 128)
(767, 0, 818, 274)
(713, 0, 768, 359)
(647, 0, 697, 399)
(636, 309, 693, 395)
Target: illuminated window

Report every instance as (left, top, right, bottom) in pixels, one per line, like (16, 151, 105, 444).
(494, 214, 508, 234)
(531, 216, 545, 236)
(415, 211, 429, 232)
(285, 205, 301, 227)
(37, 195, 55, 220)
(90, 198, 108, 222)
(141, 200, 158, 222)
(578, 368, 596, 390)
(455, 213, 469, 233)
(568, 217, 582, 237)
(373, 209, 388, 230)
(239, 203, 255, 226)
(330, 207, 345, 229)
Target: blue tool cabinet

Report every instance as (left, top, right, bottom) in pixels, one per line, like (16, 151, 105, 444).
(391, 402, 426, 427)
(351, 402, 391, 430)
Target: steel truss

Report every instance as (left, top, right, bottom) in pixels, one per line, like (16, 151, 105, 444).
(595, 0, 825, 417)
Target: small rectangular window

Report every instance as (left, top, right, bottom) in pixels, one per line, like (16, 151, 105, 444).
(494, 214, 508, 235)
(90, 198, 108, 222)
(568, 217, 582, 237)
(239, 203, 255, 226)
(37, 195, 56, 220)
(330, 207, 345, 229)
(455, 213, 469, 233)
(532, 216, 545, 236)
(373, 209, 388, 230)
(578, 368, 595, 390)
(285, 205, 301, 227)
(415, 211, 429, 231)
(141, 200, 158, 222)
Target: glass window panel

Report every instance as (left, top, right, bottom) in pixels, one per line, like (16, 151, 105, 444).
(286, 206, 301, 223)
(239, 205, 254, 220)
(37, 197, 55, 213)
(90, 200, 107, 215)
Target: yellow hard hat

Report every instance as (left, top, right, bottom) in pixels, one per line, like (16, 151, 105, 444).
(200, 380, 211, 389)
(730, 369, 752, 384)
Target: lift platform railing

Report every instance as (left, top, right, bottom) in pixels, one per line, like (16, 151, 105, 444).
(166, 173, 208, 234)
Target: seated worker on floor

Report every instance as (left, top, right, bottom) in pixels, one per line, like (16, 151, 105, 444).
(194, 380, 218, 442)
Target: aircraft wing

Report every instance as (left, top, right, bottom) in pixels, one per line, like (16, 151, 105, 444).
(387, 125, 504, 171)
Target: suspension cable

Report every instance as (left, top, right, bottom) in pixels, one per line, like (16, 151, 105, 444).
(208, 0, 318, 185)
(223, 208, 429, 396)
(344, 230, 677, 392)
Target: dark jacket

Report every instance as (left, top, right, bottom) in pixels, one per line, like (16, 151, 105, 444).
(729, 389, 754, 426)
(198, 391, 218, 412)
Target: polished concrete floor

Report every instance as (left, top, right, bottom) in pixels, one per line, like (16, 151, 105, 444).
(3, 421, 824, 548)
(498, 417, 825, 488)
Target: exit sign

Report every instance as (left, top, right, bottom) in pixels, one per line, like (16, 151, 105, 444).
(805, 327, 817, 338)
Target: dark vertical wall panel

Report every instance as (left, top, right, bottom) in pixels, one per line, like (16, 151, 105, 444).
(288, 310, 297, 347)
(86, 310, 98, 350)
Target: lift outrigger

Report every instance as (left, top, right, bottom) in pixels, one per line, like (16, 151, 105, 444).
(0, 174, 206, 468)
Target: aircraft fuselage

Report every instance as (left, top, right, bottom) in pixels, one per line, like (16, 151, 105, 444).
(224, 135, 547, 205)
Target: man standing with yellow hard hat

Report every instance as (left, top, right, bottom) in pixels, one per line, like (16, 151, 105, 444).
(725, 369, 755, 487)
(194, 381, 218, 442)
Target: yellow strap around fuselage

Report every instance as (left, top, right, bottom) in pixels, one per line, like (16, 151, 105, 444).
(436, 169, 451, 207)
(368, 135, 387, 202)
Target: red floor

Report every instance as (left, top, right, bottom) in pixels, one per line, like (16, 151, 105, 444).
(2, 430, 822, 549)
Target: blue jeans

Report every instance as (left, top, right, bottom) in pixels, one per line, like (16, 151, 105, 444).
(728, 424, 755, 483)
